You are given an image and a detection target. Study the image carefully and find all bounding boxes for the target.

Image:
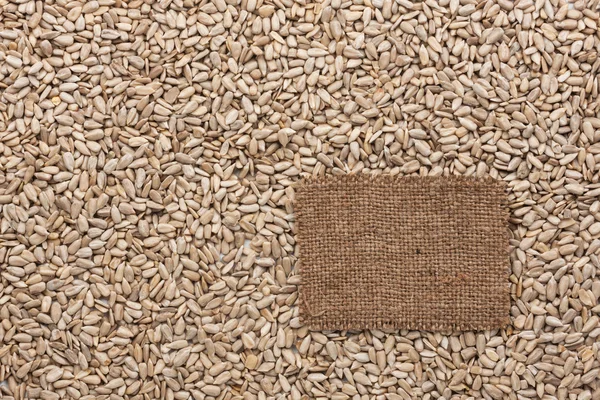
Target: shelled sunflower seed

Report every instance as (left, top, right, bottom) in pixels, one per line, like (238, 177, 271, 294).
(1, 0, 600, 399)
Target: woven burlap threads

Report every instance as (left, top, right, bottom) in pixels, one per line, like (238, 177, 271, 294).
(295, 175, 510, 331)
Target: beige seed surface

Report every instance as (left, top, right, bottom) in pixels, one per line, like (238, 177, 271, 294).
(1, 0, 600, 399)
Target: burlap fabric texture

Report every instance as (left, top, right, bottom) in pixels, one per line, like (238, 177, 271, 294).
(294, 175, 510, 331)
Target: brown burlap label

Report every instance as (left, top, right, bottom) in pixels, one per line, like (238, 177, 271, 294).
(295, 175, 510, 331)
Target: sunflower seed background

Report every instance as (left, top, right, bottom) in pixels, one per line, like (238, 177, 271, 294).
(0, 0, 599, 399)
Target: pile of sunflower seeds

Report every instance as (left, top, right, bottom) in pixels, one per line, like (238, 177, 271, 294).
(1, 0, 599, 398)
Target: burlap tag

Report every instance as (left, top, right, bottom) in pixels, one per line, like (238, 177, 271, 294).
(295, 175, 510, 331)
